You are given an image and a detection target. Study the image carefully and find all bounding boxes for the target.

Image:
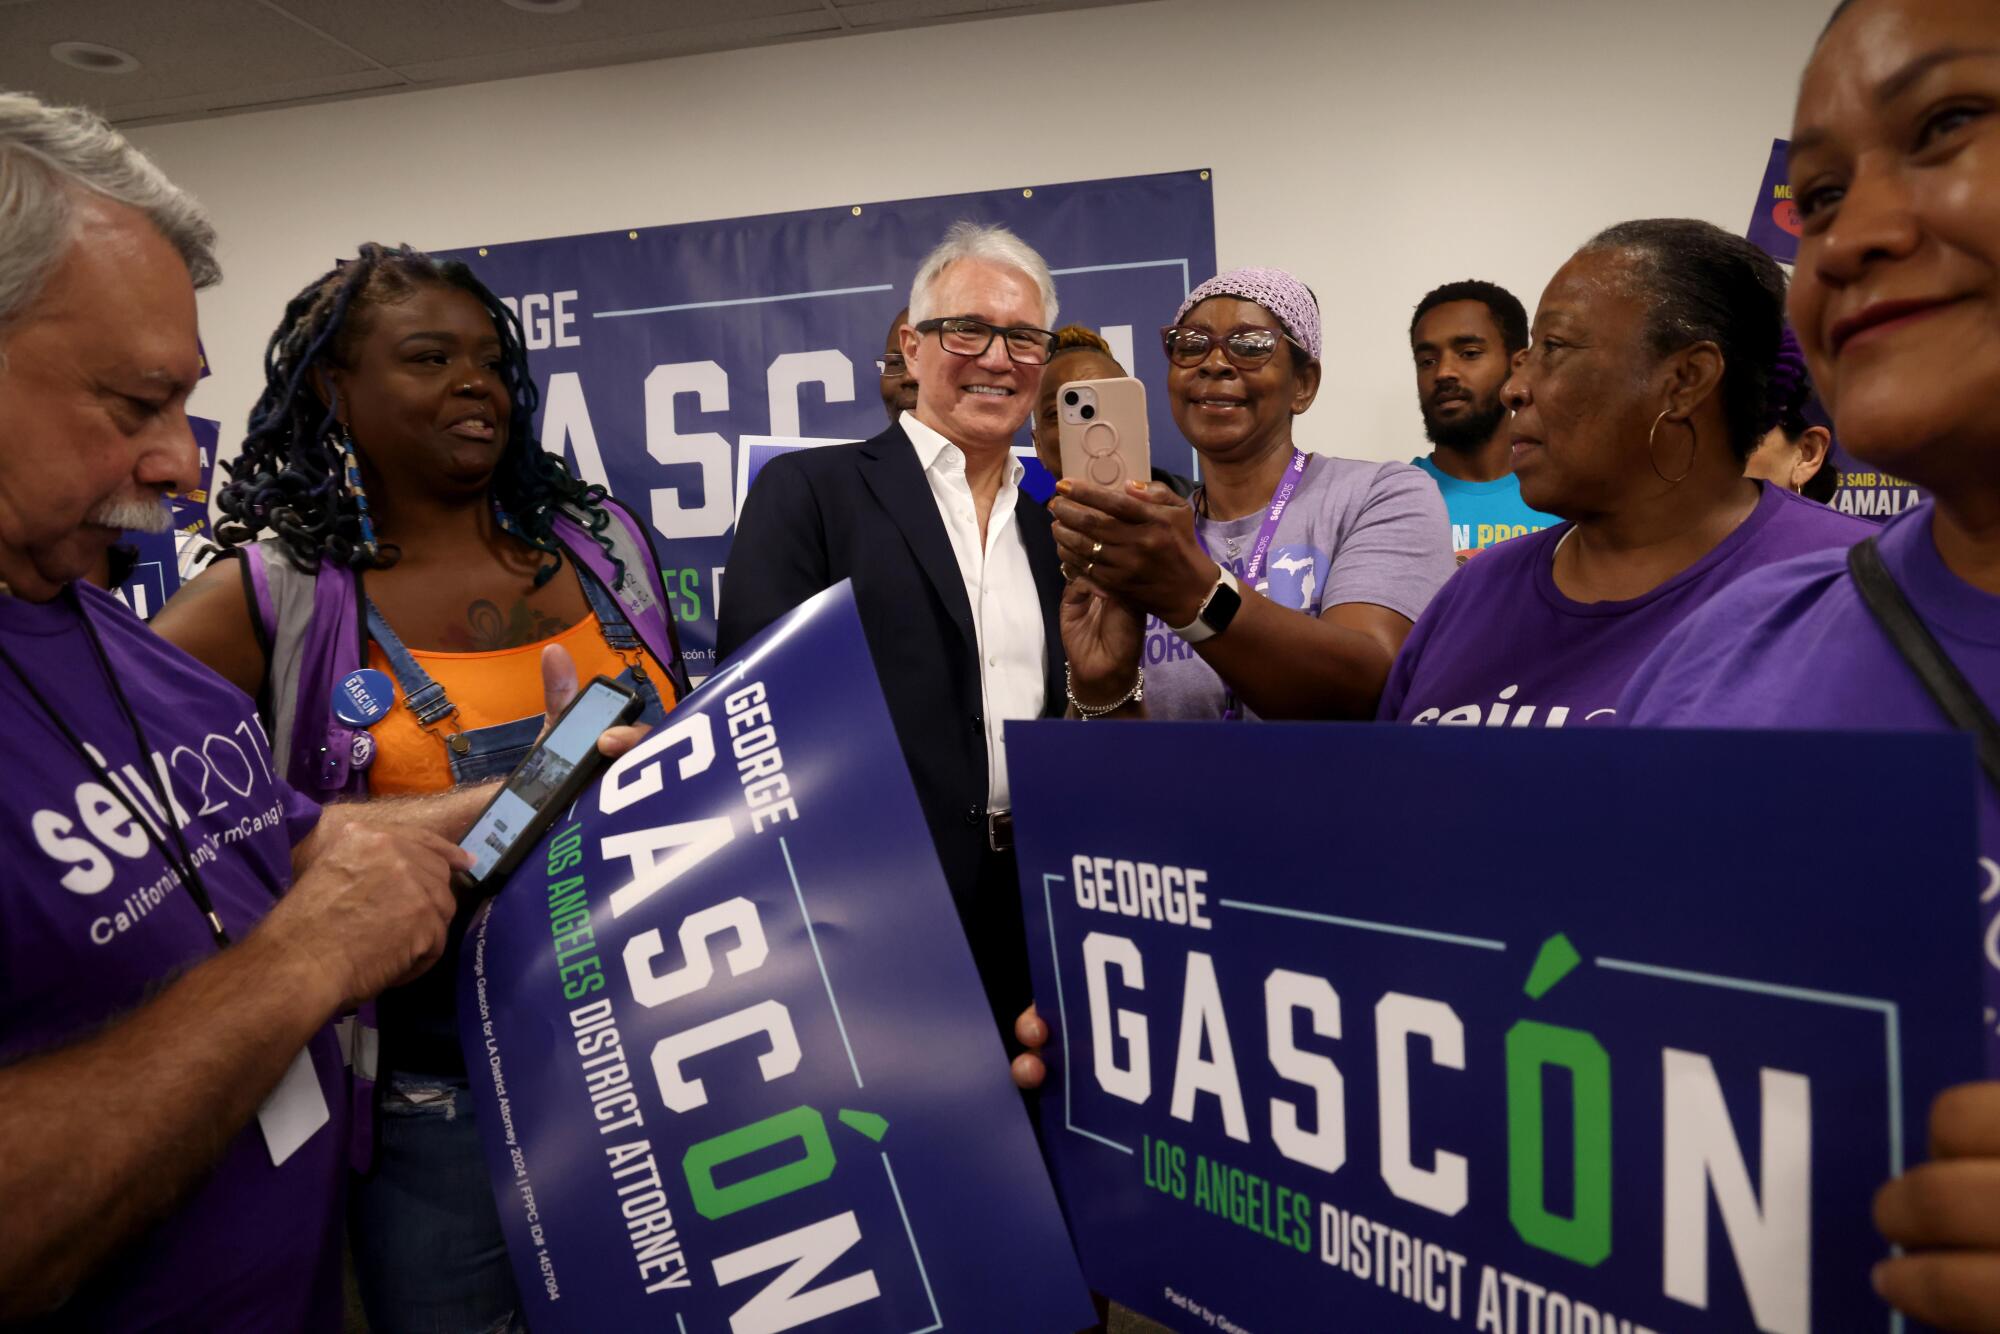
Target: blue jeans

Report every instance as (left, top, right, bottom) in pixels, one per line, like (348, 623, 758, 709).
(349, 1074, 524, 1334)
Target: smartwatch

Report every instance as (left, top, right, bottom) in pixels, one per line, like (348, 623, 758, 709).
(1170, 565, 1243, 644)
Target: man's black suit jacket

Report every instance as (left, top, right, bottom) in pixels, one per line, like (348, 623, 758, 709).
(716, 421, 1067, 909)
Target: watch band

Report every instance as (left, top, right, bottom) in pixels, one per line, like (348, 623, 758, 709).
(1170, 565, 1243, 644)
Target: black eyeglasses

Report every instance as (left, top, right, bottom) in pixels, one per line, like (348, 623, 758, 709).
(915, 317, 1058, 366)
(876, 352, 908, 377)
(1160, 323, 1304, 369)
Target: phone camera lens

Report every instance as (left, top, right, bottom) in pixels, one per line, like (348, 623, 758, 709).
(1064, 390, 1080, 406)
(1081, 404, 1096, 420)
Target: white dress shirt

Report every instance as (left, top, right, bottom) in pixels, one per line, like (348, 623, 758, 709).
(900, 411, 1047, 810)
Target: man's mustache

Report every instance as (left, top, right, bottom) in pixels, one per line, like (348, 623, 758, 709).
(89, 493, 174, 533)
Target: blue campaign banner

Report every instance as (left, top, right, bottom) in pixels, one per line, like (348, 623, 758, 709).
(1010, 722, 1981, 1334)
(114, 414, 220, 619)
(435, 169, 1215, 677)
(459, 582, 1093, 1333)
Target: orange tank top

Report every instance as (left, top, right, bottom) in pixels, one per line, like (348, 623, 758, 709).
(363, 611, 674, 796)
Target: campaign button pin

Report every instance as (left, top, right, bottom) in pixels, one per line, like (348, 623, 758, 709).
(333, 668, 395, 728)
(350, 731, 376, 770)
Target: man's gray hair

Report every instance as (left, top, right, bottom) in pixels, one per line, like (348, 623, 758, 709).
(0, 91, 218, 333)
(908, 220, 1058, 329)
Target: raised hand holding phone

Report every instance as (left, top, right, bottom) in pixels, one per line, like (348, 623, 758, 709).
(1056, 375, 1150, 489)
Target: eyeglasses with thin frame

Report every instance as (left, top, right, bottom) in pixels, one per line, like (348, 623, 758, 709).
(1160, 323, 1304, 370)
(915, 316, 1059, 366)
(875, 352, 909, 377)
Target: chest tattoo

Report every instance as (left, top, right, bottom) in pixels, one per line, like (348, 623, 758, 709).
(438, 598, 573, 652)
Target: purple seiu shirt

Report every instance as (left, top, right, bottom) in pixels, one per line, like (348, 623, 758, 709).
(1623, 502, 2000, 1072)
(1379, 483, 1877, 727)
(0, 582, 342, 1332)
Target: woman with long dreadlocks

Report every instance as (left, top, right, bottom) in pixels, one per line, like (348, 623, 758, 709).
(154, 243, 687, 1333)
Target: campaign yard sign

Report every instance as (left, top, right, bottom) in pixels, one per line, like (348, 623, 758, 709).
(1011, 721, 1981, 1334)
(115, 414, 220, 620)
(1746, 137, 1801, 266)
(459, 583, 1092, 1333)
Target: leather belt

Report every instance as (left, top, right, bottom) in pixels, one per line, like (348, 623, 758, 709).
(986, 810, 1014, 853)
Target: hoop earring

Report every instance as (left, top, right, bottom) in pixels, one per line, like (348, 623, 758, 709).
(1647, 409, 1696, 485)
(336, 424, 382, 559)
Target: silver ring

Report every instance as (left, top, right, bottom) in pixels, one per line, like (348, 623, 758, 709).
(1091, 540, 1104, 558)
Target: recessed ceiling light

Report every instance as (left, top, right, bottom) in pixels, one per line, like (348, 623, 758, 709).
(500, 0, 582, 13)
(50, 40, 141, 75)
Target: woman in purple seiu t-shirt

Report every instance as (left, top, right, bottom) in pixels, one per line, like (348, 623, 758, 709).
(1620, 3, 2000, 1328)
(1378, 219, 1871, 729)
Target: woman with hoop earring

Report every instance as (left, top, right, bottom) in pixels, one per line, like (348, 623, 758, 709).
(1377, 218, 1875, 728)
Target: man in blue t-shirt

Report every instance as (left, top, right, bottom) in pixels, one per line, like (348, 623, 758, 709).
(1408, 280, 1556, 562)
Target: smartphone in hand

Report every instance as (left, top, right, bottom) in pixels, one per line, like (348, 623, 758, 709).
(1056, 376, 1151, 490)
(456, 675, 641, 891)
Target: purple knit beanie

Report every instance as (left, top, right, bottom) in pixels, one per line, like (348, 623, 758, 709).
(1174, 266, 1322, 361)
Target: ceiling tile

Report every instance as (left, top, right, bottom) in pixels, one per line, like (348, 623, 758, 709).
(0, 0, 373, 109)
(386, 11, 841, 84)
(833, 0, 1028, 23)
(269, 0, 832, 66)
(1, 0, 1143, 126)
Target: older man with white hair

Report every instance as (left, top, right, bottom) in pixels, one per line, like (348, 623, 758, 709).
(0, 92, 479, 1330)
(719, 220, 1069, 1037)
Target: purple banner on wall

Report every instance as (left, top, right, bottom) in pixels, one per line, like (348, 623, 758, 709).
(435, 170, 1216, 678)
(458, 581, 1092, 1333)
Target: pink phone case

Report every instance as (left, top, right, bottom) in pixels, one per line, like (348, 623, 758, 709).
(1056, 377, 1151, 489)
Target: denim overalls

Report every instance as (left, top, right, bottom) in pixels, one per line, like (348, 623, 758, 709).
(363, 570, 672, 783)
(348, 572, 671, 1334)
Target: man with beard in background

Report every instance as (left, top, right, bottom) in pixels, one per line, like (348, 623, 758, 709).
(1409, 280, 1554, 562)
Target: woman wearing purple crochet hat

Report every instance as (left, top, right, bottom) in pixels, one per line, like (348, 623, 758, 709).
(1049, 265, 1454, 721)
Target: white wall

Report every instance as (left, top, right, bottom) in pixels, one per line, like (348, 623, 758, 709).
(127, 0, 1830, 469)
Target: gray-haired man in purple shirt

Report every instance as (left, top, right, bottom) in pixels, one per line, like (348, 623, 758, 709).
(0, 93, 511, 1331)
